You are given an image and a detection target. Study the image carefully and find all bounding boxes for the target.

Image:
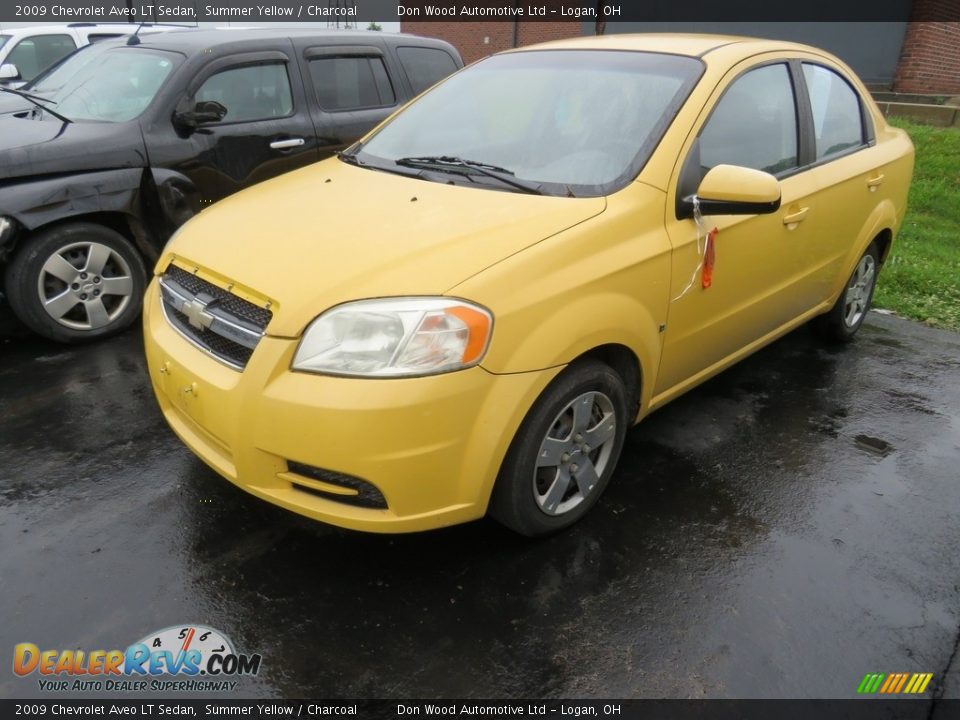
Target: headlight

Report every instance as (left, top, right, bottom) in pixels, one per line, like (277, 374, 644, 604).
(292, 297, 493, 377)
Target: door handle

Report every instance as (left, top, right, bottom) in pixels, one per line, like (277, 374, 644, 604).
(782, 206, 809, 226)
(270, 137, 305, 150)
(867, 173, 886, 190)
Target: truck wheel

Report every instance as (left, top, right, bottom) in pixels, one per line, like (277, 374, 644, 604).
(816, 242, 880, 343)
(489, 359, 629, 537)
(4, 222, 147, 343)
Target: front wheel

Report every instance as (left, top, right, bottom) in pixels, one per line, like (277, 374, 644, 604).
(4, 222, 147, 343)
(817, 242, 880, 343)
(489, 359, 629, 536)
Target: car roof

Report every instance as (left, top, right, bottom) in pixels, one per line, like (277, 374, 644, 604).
(134, 27, 454, 53)
(515, 33, 825, 60)
(0, 23, 150, 35)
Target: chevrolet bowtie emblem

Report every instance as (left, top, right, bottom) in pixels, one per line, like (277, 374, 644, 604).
(181, 299, 214, 330)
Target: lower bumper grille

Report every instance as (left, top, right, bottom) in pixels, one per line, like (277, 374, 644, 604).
(287, 461, 388, 509)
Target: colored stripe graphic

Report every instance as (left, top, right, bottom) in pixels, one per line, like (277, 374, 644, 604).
(904, 674, 920, 693)
(857, 673, 885, 693)
(894, 674, 909, 693)
(857, 672, 934, 694)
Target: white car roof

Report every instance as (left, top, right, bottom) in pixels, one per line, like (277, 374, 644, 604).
(0, 24, 180, 37)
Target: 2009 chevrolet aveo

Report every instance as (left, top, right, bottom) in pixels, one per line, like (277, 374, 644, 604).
(144, 34, 914, 536)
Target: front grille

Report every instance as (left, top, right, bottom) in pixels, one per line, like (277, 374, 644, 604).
(287, 461, 388, 509)
(167, 304, 254, 367)
(164, 265, 272, 328)
(159, 264, 272, 370)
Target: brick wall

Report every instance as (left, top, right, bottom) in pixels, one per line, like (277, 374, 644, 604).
(894, 2, 960, 94)
(401, 21, 582, 65)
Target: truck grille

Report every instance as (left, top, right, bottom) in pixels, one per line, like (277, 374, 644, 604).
(159, 265, 272, 370)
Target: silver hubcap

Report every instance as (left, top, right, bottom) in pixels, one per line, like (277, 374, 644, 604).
(843, 254, 877, 328)
(533, 391, 617, 516)
(37, 242, 134, 330)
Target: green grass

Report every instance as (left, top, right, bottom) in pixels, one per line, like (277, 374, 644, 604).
(873, 118, 960, 331)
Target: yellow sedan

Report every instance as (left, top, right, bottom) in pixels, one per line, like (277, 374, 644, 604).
(144, 34, 914, 535)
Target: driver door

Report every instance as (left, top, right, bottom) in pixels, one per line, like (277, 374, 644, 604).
(655, 59, 820, 397)
(148, 49, 319, 208)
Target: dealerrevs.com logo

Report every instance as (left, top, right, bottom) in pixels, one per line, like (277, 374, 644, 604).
(13, 625, 262, 692)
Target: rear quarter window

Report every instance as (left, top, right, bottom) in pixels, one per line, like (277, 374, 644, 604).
(308, 56, 395, 111)
(397, 46, 459, 95)
(802, 63, 866, 160)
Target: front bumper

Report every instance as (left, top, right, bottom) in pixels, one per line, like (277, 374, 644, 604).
(143, 279, 559, 533)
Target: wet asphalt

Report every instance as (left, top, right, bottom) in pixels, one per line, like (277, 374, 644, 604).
(0, 309, 958, 705)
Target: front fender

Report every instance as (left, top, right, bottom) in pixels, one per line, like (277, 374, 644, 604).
(454, 183, 672, 417)
(0, 169, 145, 231)
(0, 168, 204, 260)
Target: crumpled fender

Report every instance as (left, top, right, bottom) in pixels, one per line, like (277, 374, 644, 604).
(0, 168, 203, 261)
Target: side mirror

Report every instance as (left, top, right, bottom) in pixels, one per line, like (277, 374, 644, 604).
(0, 63, 21, 82)
(174, 100, 227, 129)
(682, 164, 781, 218)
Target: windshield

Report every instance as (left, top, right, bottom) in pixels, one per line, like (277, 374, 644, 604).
(50, 47, 178, 122)
(28, 42, 110, 94)
(0, 35, 9, 52)
(355, 50, 703, 197)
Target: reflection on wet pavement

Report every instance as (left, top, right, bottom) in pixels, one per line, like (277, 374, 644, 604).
(1, 312, 958, 700)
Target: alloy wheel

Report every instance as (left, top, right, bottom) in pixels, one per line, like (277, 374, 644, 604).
(533, 390, 617, 516)
(843, 253, 877, 328)
(36, 241, 135, 331)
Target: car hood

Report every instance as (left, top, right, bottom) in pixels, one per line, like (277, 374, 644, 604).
(0, 93, 33, 116)
(163, 159, 607, 337)
(0, 117, 146, 180)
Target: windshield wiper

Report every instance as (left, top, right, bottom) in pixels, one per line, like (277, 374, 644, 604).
(394, 156, 543, 195)
(337, 149, 360, 166)
(0, 87, 71, 123)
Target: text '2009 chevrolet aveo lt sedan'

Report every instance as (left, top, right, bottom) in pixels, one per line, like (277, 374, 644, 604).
(144, 34, 914, 536)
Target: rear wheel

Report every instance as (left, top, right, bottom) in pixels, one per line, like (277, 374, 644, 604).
(4, 222, 147, 343)
(817, 242, 880, 343)
(489, 359, 629, 536)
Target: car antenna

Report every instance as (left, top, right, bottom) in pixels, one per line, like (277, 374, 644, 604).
(126, 22, 145, 46)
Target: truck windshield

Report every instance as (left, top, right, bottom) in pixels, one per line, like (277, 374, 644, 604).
(28, 42, 110, 94)
(355, 50, 703, 198)
(50, 47, 179, 122)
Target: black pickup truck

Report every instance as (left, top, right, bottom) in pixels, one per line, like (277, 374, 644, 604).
(0, 28, 461, 342)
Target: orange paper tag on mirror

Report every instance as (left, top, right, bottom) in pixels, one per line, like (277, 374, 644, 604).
(702, 227, 718, 289)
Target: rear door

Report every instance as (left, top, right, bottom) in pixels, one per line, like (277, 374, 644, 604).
(147, 43, 319, 205)
(293, 38, 402, 158)
(789, 59, 884, 304)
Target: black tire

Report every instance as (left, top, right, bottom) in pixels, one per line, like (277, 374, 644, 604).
(489, 359, 630, 537)
(4, 222, 147, 343)
(817, 242, 881, 343)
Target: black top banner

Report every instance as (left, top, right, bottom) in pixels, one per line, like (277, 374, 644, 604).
(0, 699, 957, 719)
(0, 0, 957, 24)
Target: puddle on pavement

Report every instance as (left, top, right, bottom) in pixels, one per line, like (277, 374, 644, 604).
(854, 434, 894, 457)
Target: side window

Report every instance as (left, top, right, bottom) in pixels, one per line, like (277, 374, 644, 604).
(87, 34, 125, 43)
(699, 63, 799, 176)
(195, 63, 293, 123)
(802, 63, 864, 160)
(396, 46, 458, 95)
(6, 34, 77, 82)
(308, 56, 395, 111)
